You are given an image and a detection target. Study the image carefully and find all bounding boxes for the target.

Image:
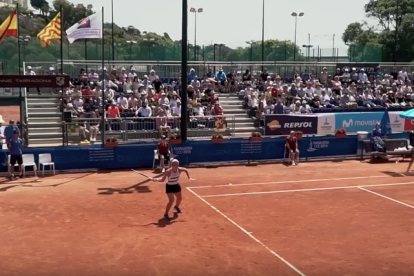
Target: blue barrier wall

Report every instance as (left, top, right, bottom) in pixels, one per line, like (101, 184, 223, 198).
(0, 133, 409, 172)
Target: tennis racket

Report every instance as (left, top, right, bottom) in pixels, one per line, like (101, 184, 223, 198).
(131, 169, 153, 180)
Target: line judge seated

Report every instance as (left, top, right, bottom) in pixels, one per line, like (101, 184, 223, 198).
(286, 131, 300, 166)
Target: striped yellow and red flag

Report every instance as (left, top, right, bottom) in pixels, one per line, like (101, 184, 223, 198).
(37, 12, 61, 47)
(0, 9, 18, 45)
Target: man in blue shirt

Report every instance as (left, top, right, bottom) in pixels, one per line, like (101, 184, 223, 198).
(215, 68, 227, 92)
(187, 69, 197, 84)
(4, 120, 20, 142)
(8, 131, 24, 179)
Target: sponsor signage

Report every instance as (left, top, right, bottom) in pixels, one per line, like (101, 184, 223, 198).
(335, 112, 405, 133)
(335, 112, 383, 133)
(0, 75, 70, 88)
(317, 114, 335, 135)
(265, 115, 318, 135)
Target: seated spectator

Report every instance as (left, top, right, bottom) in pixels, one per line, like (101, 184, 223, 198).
(82, 85, 93, 97)
(128, 94, 138, 111)
(99, 75, 118, 90)
(211, 102, 223, 116)
(152, 77, 163, 93)
(88, 69, 99, 82)
(286, 131, 299, 166)
(136, 103, 152, 117)
(157, 135, 171, 172)
(264, 101, 275, 114)
(117, 94, 128, 111)
(118, 67, 127, 83)
(256, 102, 265, 119)
(193, 102, 204, 116)
(172, 101, 181, 117)
(159, 93, 169, 106)
(187, 68, 197, 84)
(104, 86, 115, 102)
(215, 68, 227, 92)
(149, 69, 159, 83)
(169, 92, 180, 108)
(78, 68, 88, 85)
(300, 100, 312, 114)
(73, 96, 84, 112)
(156, 109, 172, 137)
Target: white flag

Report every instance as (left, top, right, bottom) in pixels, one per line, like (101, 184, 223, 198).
(66, 12, 102, 44)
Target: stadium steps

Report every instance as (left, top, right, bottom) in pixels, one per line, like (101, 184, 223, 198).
(26, 97, 63, 145)
(218, 94, 259, 134)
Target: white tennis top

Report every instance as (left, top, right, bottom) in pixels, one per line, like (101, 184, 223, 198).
(167, 169, 180, 185)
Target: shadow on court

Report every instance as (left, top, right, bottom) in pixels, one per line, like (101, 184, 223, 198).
(20, 172, 96, 188)
(97, 172, 163, 195)
(119, 213, 182, 228)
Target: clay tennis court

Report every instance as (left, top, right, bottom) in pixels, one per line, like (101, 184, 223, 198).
(1, 160, 414, 276)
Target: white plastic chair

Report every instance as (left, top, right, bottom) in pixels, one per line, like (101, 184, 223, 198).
(152, 149, 159, 169)
(7, 155, 20, 176)
(22, 154, 37, 177)
(153, 149, 178, 169)
(38, 153, 55, 176)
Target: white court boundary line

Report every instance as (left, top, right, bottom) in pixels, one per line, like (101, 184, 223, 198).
(358, 187, 414, 209)
(188, 175, 389, 189)
(186, 187, 306, 276)
(201, 181, 414, 198)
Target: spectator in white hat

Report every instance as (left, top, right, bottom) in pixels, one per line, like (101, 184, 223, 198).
(25, 66, 41, 95)
(149, 69, 159, 83)
(48, 67, 56, 75)
(128, 67, 137, 80)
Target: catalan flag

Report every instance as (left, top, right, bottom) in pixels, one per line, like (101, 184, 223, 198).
(0, 9, 18, 45)
(37, 12, 61, 47)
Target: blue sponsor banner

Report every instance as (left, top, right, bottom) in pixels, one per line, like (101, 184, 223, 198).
(0, 133, 408, 173)
(265, 115, 318, 135)
(335, 112, 383, 133)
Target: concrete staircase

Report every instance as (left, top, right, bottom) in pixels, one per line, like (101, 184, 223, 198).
(26, 97, 63, 146)
(218, 94, 258, 137)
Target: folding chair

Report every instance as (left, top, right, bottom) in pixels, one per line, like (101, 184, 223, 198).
(22, 154, 37, 177)
(38, 153, 55, 176)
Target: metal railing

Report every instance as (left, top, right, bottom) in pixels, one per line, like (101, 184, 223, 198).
(22, 60, 414, 84)
(61, 116, 235, 146)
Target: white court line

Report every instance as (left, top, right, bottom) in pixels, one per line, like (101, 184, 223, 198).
(186, 187, 306, 276)
(201, 181, 414, 198)
(358, 187, 414, 210)
(188, 175, 389, 189)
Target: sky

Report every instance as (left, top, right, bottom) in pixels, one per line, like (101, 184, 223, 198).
(44, 0, 377, 55)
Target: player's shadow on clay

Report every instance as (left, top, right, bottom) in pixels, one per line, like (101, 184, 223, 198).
(97, 172, 163, 195)
(119, 213, 182, 228)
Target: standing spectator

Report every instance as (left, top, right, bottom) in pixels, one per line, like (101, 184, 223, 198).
(4, 120, 19, 142)
(286, 131, 299, 166)
(149, 70, 159, 83)
(7, 131, 24, 179)
(25, 66, 41, 95)
(107, 102, 120, 118)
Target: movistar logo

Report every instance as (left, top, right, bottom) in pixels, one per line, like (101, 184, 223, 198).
(343, 119, 353, 128)
(342, 119, 377, 128)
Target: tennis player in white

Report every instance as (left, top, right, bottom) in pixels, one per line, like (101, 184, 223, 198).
(152, 159, 195, 220)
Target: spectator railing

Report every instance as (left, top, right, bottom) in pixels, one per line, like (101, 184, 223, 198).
(62, 116, 236, 146)
(23, 60, 414, 82)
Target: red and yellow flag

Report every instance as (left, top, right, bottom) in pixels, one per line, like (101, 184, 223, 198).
(0, 10, 18, 44)
(37, 12, 61, 47)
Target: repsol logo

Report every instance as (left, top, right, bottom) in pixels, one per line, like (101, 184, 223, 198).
(284, 122, 312, 128)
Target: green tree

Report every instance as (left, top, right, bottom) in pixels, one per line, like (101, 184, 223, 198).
(342, 0, 414, 62)
(30, 0, 48, 11)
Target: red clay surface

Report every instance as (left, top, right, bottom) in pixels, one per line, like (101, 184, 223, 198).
(0, 105, 20, 123)
(0, 161, 414, 276)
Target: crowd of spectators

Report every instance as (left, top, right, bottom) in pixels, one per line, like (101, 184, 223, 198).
(42, 65, 228, 141)
(242, 66, 414, 121)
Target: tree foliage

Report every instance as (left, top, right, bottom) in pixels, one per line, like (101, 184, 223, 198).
(0, 0, 305, 74)
(342, 0, 414, 62)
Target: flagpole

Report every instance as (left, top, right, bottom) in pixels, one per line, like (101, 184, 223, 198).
(16, 3, 24, 140)
(111, 0, 115, 61)
(101, 7, 105, 145)
(60, 6, 64, 146)
(60, 7, 64, 77)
